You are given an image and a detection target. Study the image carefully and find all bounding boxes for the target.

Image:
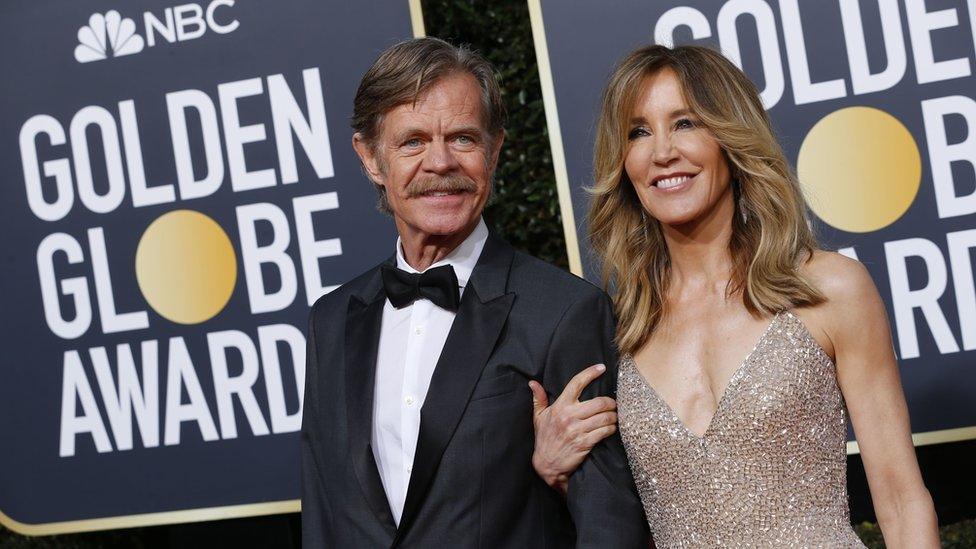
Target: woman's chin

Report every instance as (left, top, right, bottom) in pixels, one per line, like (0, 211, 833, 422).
(649, 211, 701, 228)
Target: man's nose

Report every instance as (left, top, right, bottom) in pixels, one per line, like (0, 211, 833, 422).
(423, 138, 460, 174)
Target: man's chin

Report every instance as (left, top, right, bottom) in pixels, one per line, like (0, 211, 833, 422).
(400, 212, 478, 239)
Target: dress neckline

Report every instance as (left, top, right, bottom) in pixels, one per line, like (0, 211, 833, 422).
(623, 311, 783, 440)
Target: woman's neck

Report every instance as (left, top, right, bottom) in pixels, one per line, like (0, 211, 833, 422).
(660, 193, 736, 293)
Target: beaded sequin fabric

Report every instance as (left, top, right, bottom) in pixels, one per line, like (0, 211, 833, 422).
(618, 311, 866, 548)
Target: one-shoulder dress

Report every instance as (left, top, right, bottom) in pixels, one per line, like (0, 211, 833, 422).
(617, 311, 866, 548)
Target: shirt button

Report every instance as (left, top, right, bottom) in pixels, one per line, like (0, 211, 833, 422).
(404, 395, 415, 406)
(406, 465, 413, 474)
(414, 326, 423, 335)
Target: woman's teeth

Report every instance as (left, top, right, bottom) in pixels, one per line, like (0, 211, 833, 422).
(655, 175, 690, 189)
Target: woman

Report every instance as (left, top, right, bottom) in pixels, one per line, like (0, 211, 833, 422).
(528, 45, 938, 547)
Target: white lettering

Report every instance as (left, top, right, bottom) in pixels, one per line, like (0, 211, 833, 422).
(37, 233, 91, 339)
(60, 351, 112, 457)
(947, 229, 976, 351)
(236, 202, 298, 313)
(922, 95, 976, 218)
(885, 238, 960, 359)
(206, 0, 239, 34)
(716, 0, 785, 108)
(20, 115, 73, 222)
(779, 0, 847, 104)
(208, 330, 270, 439)
(905, 0, 972, 84)
(69, 106, 126, 214)
(163, 337, 219, 445)
(166, 89, 225, 200)
(268, 68, 334, 184)
(219, 78, 277, 191)
(173, 4, 206, 41)
(258, 324, 306, 434)
(119, 100, 176, 207)
(655, 6, 711, 47)
(840, 0, 907, 95)
(88, 227, 149, 334)
(293, 193, 342, 304)
(90, 342, 160, 451)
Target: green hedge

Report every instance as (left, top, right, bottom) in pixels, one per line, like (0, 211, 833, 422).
(422, 0, 569, 269)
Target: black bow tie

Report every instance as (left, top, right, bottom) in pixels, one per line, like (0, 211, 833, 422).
(380, 264, 461, 312)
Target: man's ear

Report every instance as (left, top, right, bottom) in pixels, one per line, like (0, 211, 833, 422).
(352, 133, 384, 185)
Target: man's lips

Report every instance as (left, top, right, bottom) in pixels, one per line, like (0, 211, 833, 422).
(414, 189, 470, 202)
(420, 190, 465, 197)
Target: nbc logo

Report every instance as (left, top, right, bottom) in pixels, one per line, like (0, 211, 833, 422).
(73, 1, 239, 64)
(74, 11, 144, 63)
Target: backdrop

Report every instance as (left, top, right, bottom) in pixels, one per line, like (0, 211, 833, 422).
(530, 0, 976, 448)
(0, 0, 419, 535)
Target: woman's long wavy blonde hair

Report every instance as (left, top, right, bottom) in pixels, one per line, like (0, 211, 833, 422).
(589, 45, 825, 355)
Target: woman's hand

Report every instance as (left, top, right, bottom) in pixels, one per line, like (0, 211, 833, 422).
(528, 364, 619, 495)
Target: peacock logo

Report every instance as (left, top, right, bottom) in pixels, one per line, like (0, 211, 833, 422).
(74, 11, 145, 63)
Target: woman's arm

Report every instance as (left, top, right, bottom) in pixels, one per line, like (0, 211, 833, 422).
(811, 253, 938, 548)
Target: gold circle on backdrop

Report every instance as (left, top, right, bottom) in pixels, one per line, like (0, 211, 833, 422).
(135, 210, 237, 324)
(797, 106, 921, 233)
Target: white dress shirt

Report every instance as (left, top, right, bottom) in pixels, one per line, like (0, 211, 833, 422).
(371, 218, 489, 525)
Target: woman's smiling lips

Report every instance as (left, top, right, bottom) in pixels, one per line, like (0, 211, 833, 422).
(649, 172, 697, 193)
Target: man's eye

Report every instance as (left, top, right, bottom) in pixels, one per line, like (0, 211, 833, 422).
(403, 138, 423, 148)
(455, 135, 474, 145)
(628, 127, 649, 140)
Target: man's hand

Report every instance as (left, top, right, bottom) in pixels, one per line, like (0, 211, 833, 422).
(529, 364, 619, 495)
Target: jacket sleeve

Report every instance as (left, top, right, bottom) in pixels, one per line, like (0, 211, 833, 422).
(301, 305, 334, 547)
(542, 289, 650, 548)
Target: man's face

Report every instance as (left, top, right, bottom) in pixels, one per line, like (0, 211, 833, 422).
(354, 73, 502, 240)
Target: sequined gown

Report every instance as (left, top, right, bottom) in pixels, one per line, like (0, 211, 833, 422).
(617, 311, 866, 548)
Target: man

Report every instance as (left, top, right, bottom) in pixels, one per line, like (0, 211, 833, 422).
(301, 37, 648, 548)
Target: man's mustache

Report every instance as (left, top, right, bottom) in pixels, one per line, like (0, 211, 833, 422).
(406, 175, 478, 198)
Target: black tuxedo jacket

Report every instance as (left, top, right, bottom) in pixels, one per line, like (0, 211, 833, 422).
(301, 233, 649, 548)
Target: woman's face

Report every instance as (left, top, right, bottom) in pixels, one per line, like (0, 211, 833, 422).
(623, 68, 732, 228)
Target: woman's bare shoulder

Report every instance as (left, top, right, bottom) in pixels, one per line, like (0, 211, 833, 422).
(800, 249, 878, 305)
(794, 250, 887, 359)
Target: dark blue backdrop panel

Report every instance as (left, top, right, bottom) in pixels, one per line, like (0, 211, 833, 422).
(0, 0, 411, 528)
(537, 0, 976, 438)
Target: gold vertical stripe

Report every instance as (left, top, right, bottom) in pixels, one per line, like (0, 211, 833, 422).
(409, 0, 426, 38)
(527, 0, 583, 276)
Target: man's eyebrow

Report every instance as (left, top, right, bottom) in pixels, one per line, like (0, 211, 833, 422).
(389, 128, 427, 142)
(447, 125, 486, 136)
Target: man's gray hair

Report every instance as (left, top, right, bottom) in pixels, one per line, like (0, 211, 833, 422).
(352, 37, 507, 212)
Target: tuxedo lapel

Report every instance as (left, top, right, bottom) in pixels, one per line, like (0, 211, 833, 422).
(395, 234, 516, 543)
(344, 266, 397, 535)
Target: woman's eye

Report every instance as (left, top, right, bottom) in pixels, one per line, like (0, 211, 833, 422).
(628, 127, 649, 140)
(675, 118, 696, 130)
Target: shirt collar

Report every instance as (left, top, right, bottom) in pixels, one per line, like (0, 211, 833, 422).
(395, 218, 488, 289)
